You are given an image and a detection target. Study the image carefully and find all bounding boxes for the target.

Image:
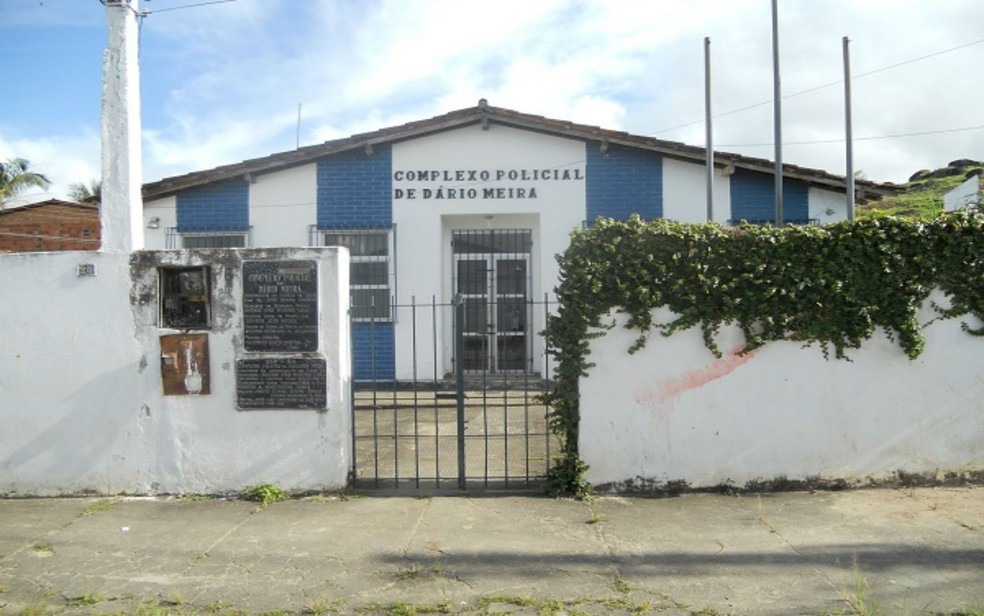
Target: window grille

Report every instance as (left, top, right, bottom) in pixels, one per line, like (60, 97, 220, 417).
(321, 227, 395, 321)
(165, 228, 250, 249)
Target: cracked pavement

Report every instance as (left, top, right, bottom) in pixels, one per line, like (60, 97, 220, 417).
(0, 487, 982, 614)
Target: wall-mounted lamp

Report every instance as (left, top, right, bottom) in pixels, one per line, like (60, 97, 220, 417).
(722, 162, 736, 177)
(147, 216, 161, 229)
(599, 140, 610, 155)
(364, 143, 375, 158)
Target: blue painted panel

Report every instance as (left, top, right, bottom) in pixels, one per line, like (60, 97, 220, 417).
(176, 178, 250, 232)
(730, 169, 809, 224)
(317, 145, 393, 229)
(586, 144, 663, 222)
(352, 321, 395, 381)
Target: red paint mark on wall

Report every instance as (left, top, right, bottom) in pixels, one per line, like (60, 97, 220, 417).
(658, 345, 758, 404)
(631, 345, 758, 457)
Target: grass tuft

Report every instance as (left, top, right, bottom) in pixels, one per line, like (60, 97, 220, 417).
(240, 483, 289, 508)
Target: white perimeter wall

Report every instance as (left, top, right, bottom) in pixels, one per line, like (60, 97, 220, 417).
(0, 248, 350, 496)
(580, 297, 984, 489)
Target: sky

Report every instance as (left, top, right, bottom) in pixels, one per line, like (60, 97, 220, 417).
(1, 0, 982, 204)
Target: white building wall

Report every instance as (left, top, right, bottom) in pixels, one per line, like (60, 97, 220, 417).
(662, 158, 732, 225)
(580, 297, 984, 489)
(0, 248, 351, 496)
(250, 163, 317, 247)
(809, 186, 849, 224)
(143, 196, 176, 249)
(391, 124, 586, 378)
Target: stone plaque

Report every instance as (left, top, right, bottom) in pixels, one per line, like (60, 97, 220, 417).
(236, 357, 327, 410)
(243, 260, 318, 352)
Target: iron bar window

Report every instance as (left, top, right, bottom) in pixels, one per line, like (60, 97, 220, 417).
(323, 228, 394, 321)
(166, 227, 250, 249)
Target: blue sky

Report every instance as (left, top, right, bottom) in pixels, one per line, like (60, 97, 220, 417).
(1, 0, 982, 203)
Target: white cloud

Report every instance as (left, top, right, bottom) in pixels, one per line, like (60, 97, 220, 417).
(5, 0, 981, 190)
(0, 129, 100, 203)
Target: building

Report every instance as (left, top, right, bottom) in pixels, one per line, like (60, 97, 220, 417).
(142, 101, 899, 381)
(0, 199, 100, 253)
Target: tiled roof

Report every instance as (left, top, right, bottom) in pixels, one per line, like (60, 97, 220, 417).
(142, 100, 902, 201)
(0, 198, 97, 216)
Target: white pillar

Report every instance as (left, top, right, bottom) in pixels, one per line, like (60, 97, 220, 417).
(100, 0, 144, 252)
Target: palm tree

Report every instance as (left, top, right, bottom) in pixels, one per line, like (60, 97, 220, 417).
(68, 179, 102, 204)
(0, 158, 51, 208)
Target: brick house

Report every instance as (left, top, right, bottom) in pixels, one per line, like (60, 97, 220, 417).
(0, 199, 100, 253)
(141, 101, 900, 380)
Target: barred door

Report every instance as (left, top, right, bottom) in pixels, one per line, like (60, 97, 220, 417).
(454, 254, 530, 373)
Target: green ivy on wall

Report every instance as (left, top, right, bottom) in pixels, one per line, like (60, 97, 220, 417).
(542, 211, 984, 497)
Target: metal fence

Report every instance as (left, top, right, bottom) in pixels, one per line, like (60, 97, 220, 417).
(351, 296, 558, 493)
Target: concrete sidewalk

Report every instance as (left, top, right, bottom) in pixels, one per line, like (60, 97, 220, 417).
(0, 487, 982, 615)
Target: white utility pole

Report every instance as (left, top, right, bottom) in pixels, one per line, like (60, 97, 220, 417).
(100, 0, 144, 252)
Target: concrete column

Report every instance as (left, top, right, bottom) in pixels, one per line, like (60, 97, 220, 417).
(100, 0, 144, 252)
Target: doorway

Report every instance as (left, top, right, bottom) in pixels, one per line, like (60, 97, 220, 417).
(452, 230, 532, 374)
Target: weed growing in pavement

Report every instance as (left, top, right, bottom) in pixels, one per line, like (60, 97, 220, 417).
(612, 575, 632, 594)
(64, 593, 102, 606)
(392, 563, 456, 584)
(357, 604, 451, 616)
(822, 558, 880, 616)
(203, 601, 231, 613)
(31, 543, 53, 554)
(18, 603, 52, 616)
(159, 592, 184, 607)
(179, 493, 216, 501)
(129, 601, 168, 616)
(476, 595, 537, 610)
(303, 598, 344, 615)
(476, 595, 680, 615)
(845, 558, 879, 616)
(240, 483, 289, 508)
(80, 498, 120, 516)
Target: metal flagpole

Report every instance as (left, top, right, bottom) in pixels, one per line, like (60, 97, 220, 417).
(844, 36, 856, 220)
(705, 36, 714, 222)
(771, 0, 784, 225)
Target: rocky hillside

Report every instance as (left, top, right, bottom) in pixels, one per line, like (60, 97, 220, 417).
(861, 159, 982, 219)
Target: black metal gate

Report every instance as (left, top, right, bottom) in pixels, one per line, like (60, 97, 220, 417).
(350, 296, 557, 493)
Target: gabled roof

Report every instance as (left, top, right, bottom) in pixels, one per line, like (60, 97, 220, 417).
(142, 100, 902, 201)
